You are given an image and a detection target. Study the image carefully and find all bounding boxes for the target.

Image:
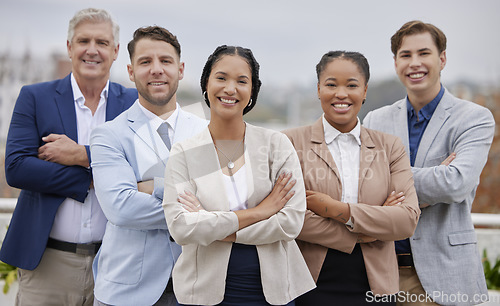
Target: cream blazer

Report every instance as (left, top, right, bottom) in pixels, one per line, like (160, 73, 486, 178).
(163, 123, 315, 305)
(284, 118, 420, 296)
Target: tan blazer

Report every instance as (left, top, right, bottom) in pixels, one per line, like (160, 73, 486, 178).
(163, 123, 315, 305)
(283, 118, 420, 296)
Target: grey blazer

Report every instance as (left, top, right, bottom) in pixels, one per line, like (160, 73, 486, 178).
(363, 89, 494, 305)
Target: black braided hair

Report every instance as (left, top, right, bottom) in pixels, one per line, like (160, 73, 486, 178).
(316, 50, 370, 86)
(200, 45, 262, 115)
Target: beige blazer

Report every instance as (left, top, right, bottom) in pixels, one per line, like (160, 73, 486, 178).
(163, 123, 315, 305)
(284, 118, 420, 296)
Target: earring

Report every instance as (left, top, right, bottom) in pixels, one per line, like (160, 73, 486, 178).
(362, 99, 366, 105)
(203, 91, 208, 102)
(248, 99, 253, 107)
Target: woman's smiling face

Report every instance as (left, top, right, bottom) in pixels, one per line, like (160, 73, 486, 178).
(318, 58, 367, 133)
(206, 55, 252, 120)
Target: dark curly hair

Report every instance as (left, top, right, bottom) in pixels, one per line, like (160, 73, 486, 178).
(200, 45, 262, 115)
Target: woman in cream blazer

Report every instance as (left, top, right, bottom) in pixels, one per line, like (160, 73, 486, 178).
(163, 45, 315, 305)
(284, 51, 420, 305)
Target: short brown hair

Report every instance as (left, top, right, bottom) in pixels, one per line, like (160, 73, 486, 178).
(391, 20, 447, 56)
(127, 26, 181, 61)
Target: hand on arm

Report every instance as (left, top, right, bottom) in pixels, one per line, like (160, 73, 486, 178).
(178, 190, 204, 212)
(305, 190, 350, 223)
(383, 191, 405, 206)
(38, 134, 89, 167)
(137, 180, 154, 195)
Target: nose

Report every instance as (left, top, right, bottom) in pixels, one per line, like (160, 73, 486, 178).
(335, 86, 347, 99)
(150, 59, 163, 75)
(410, 55, 421, 68)
(86, 41, 98, 56)
(224, 80, 236, 95)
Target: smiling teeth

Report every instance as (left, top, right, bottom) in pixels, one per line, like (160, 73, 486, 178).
(84, 60, 98, 64)
(409, 73, 425, 79)
(334, 103, 350, 108)
(220, 98, 236, 104)
(150, 82, 165, 85)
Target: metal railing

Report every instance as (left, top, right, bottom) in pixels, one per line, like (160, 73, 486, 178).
(0, 198, 16, 212)
(1, 198, 500, 226)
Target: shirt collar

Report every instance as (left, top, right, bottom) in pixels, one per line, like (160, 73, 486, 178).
(70, 73, 109, 106)
(322, 115, 361, 146)
(138, 102, 180, 131)
(406, 84, 444, 120)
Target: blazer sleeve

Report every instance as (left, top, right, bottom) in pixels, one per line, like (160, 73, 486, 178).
(348, 136, 420, 241)
(5, 85, 91, 202)
(297, 211, 358, 253)
(411, 107, 495, 205)
(235, 134, 307, 245)
(163, 143, 239, 246)
(90, 125, 168, 230)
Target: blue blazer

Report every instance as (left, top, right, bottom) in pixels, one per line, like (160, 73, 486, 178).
(0, 74, 137, 270)
(90, 102, 207, 305)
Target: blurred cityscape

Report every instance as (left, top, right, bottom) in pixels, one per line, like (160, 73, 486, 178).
(1, 51, 499, 213)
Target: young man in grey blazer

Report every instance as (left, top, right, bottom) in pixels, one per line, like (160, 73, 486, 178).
(363, 21, 494, 305)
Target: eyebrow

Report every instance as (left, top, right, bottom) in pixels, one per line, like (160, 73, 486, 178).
(214, 71, 250, 79)
(136, 56, 152, 62)
(398, 47, 432, 56)
(324, 77, 359, 82)
(136, 54, 174, 61)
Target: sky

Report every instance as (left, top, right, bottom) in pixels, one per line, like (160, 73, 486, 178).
(1, 0, 499, 89)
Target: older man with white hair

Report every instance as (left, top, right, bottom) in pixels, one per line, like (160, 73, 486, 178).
(0, 8, 136, 306)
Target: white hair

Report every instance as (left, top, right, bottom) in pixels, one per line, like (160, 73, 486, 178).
(67, 8, 119, 46)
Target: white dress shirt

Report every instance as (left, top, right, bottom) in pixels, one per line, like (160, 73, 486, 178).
(322, 115, 361, 206)
(49, 74, 108, 243)
(137, 101, 179, 152)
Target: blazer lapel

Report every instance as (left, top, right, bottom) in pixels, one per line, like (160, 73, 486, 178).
(310, 118, 341, 180)
(105, 82, 124, 121)
(244, 124, 263, 209)
(127, 102, 165, 161)
(54, 75, 78, 141)
(414, 90, 452, 167)
(198, 128, 231, 211)
(393, 99, 410, 153)
(358, 127, 377, 191)
(172, 108, 193, 144)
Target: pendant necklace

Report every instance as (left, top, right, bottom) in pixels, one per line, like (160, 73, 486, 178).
(214, 139, 243, 169)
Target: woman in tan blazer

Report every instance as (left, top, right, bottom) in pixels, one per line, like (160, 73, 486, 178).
(284, 51, 420, 305)
(163, 45, 315, 305)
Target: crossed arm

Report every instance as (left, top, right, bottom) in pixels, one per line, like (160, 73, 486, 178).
(411, 110, 494, 206)
(5, 87, 91, 202)
(90, 125, 168, 230)
(164, 135, 306, 246)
